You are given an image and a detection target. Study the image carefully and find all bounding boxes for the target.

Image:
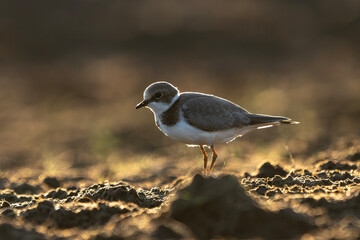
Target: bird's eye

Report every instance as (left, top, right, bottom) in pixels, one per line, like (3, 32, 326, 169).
(154, 92, 163, 99)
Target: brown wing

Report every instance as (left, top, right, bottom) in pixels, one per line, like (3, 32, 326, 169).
(181, 93, 251, 132)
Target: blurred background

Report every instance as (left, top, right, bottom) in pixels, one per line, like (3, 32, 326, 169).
(0, 0, 359, 180)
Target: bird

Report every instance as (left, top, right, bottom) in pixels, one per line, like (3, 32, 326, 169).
(136, 81, 299, 174)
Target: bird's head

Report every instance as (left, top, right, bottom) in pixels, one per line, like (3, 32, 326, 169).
(136, 81, 180, 114)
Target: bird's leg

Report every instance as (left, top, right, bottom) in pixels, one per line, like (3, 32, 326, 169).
(209, 144, 218, 174)
(200, 145, 208, 175)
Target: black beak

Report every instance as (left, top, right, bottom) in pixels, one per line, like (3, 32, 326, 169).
(135, 99, 149, 109)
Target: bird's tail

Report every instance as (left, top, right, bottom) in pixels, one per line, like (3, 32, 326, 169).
(248, 114, 300, 126)
(279, 119, 300, 125)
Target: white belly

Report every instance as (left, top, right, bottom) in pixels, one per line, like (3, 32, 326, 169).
(154, 113, 254, 146)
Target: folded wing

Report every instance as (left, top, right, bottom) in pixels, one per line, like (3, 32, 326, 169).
(181, 93, 251, 132)
(181, 93, 298, 132)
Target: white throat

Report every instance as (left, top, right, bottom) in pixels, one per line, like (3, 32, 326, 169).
(146, 93, 179, 115)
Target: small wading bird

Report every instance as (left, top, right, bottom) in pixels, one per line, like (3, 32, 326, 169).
(136, 82, 298, 174)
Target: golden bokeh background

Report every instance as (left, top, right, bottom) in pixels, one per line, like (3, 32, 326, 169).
(1, 1, 359, 180)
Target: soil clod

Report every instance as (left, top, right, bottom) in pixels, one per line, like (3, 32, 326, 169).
(43, 177, 61, 189)
(319, 160, 357, 171)
(256, 162, 288, 178)
(170, 174, 315, 239)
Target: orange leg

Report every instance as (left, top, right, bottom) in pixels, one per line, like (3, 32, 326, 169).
(200, 145, 208, 175)
(209, 145, 218, 174)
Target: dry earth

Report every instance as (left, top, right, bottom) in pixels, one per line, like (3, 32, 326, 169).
(1, 137, 359, 240)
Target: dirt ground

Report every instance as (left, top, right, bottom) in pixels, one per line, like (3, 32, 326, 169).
(0, 136, 359, 239)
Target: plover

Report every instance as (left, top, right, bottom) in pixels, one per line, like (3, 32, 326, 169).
(136, 82, 298, 174)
